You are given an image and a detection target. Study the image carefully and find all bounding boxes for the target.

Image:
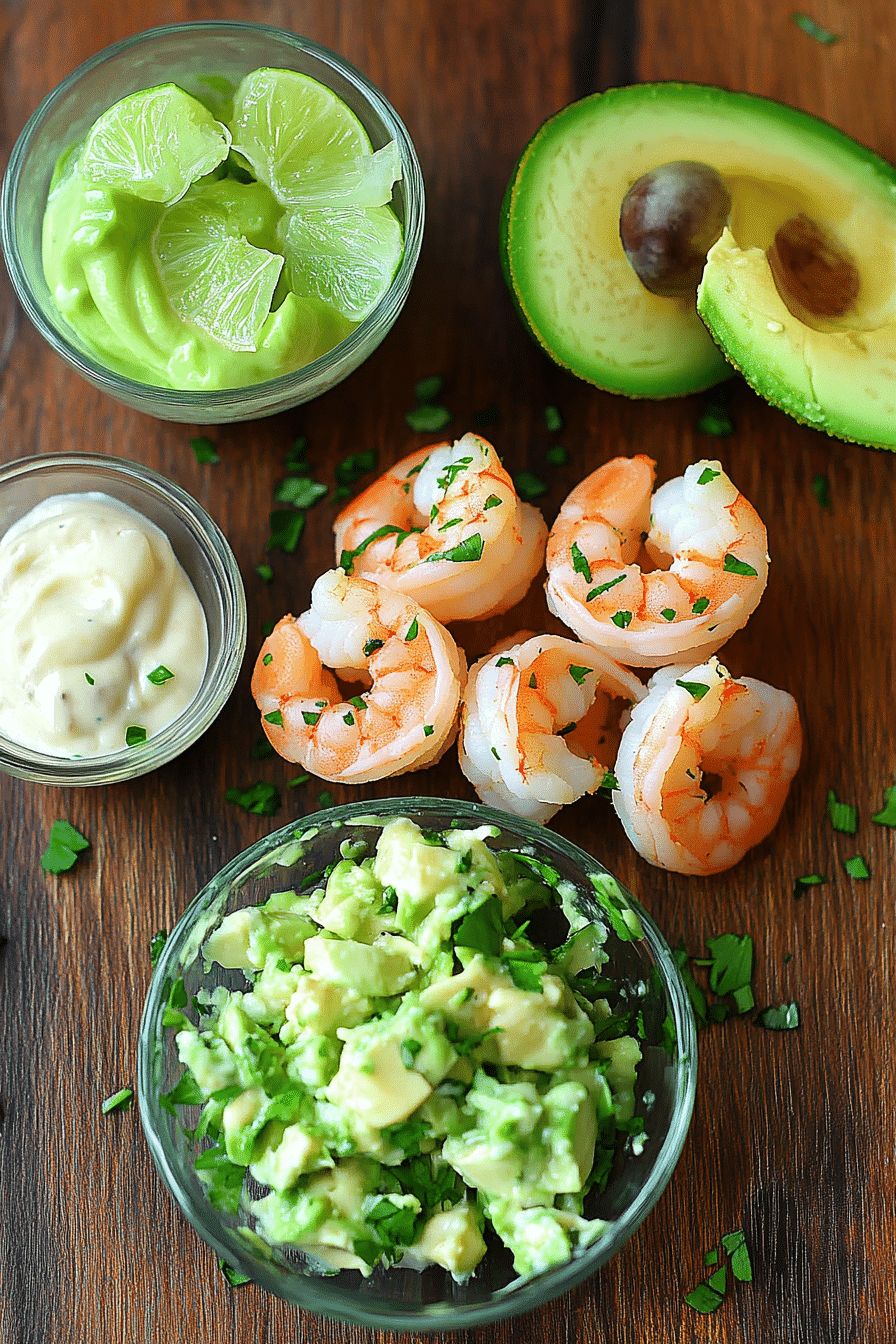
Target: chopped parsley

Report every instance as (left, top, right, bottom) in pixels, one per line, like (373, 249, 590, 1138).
(255, 563, 273, 583)
(843, 854, 870, 880)
(570, 542, 592, 582)
(691, 596, 710, 615)
(400, 1039, 422, 1069)
(364, 638, 385, 656)
(423, 724, 434, 737)
(587, 573, 625, 601)
(568, 664, 591, 685)
(697, 466, 721, 484)
(125, 725, 147, 747)
(406, 404, 452, 432)
(826, 788, 857, 834)
(496, 656, 515, 668)
(676, 679, 710, 701)
(302, 710, 321, 725)
(266, 509, 305, 554)
(251, 734, 274, 758)
(426, 533, 484, 564)
(284, 436, 309, 474)
(543, 405, 563, 433)
(263, 710, 283, 727)
(513, 470, 547, 501)
(191, 435, 220, 464)
(274, 477, 328, 509)
(218, 1259, 252, 1288)
(611, 610, 632, 629)
(722, 553, 758, 577)
(147, 665, 174, 686)
(101, 1087, 133, 1115)
(755, 1002, 800, 1030)
(288, 774, 310, 788)
(704, 933, 754, 1013)
(697, 395, 734, 437)
(545, 445, 569, 466)
(333, 448, 378, 500)
(872, 782, 896, 826)
(812, 472, 832, 509)
(483, 493, 502, 509)
(794, 873, 827, 898)
(454, 896, 504, 957)
(150, 930, 168, 966)
(661, 607, 676, 621)
(340, 522, 419, 573)
(318, 791, 335, 809)
(413, 374, 444, 403)
(84, 672, 95, 685)
(685, 1229, 752, 1313)
(791, 11, 839, 43)
(225, 781, 281, 816)
(405, 617, 419, 641)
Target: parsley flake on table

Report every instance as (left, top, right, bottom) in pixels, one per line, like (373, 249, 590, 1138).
(872, 782, 896, 826)
(843, 854, 870, 879)
(811, 472, 832, 509)
(150, 930, 168, 966)
(705, 932, 755, 1013)
(191, 435, 220, 464)
(794, 873, 828, 898)
(826, 788, 858, 833)
(414, 374, 444, 403)
(791, 11, 840, 43)
(755, 1002, 800, 1029)
(288, 773, 310, 788)
(41, 820, 90, 875)
(284, 436, 309, 474)
(218, 1258, 252, 1287)
(266, 509, 305, 554)
(545, 444, 568, 466)
(513, 470, 547, 502)
(101, 1087, 133, 1115)
(406, 404, 452, 432)
(318, 791, 336, 809)
(685, 1228, 752, 1312)
(225, 781, 281, 816)
(697, 395, 734, 436)
(274, 476, 328, 509)
(334, 448, 378, 500)
(542, 404, 563, 433)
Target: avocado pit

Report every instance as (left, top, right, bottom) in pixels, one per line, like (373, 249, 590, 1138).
(767, 212, 860, 319)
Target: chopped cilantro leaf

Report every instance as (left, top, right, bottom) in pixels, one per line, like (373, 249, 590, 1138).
(722, 1229, 753, 1281)
(685, 1279, 725, 1314)
(792, 11, 839, 43)
(318, 791, 335, 809)
(288, 774, 309, 788)
(872, 783, 896, 826)
(570, 542, 592, 582)
(705, 933, 754, 1012)
(827, 788, 857, 833)
(755, 1002, 800, 1030)
(302, 710, 320, 725)
(723, 553, 758, 576)
(812, 472, 832, 509)
(544, 405, 563, 432)
(364, 638, 385, 656)
(611, 610, 632, 629)
(194, 1141, 245, 1214)
(503, 953, 546, 993)
(84, 671, 95, 685)
(844, 854, 870, 879)
(264, 710, 283, 727)
(191, 435, 220, 464)
(697, 466, 721, 484)
(568, 664, 591, 685)
(545, 444, 569, 466)
(335, 448, 378, 491)
(101, 1086, 133, 1114)
(218, 1259, 252, 1287)
(225, 781, 281, 816)
(274, 476, 328, 509)
(513, 470, 548, 502)
(266, 509, 305, 554)
(423, 724, 434, 736)
(406, 405, 452, 432)
(483, 493, 502, 509)
(256, 563, 273, 583)
(691, 596, 710, 615)
(284, 436, 308, 472)
(125, 725, 147, 747)
(425, 533, 484, 564)
(794, 873, 827, 898)
(697, 397, 734, 437)
(661, 607, 676, 621)
(496, 656, 515, 668)
(586, 573, 625, 601)
(251, 734, 274, 759)
(405, 617, 419, 641)
(41, 820, 90, 874)
(414, 374, 444, 403)
(150, 929, 168, 966)
(676, 679, 710, 700)
(260, 620, 275, 637)
(454, 896, 504, 957)
(400, 1039, 422, 1069)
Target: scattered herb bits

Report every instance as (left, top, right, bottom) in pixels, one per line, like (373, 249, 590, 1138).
(697, 394, 734, 436)
(150, 930, 169, 966)
(843, 854, 870, 880)
(685, 1229, 752, 1313)
(513, 470, 548, 501)
(191, 435, 220, 464)
(41, 820, 90, 875)
(872, 783, 896, 826)
(826, 788, 858, 834)
(225, 781, 282, 816)
(791, 11, 840, 43)
(755, 1002, 800, 1030)
(793, 873, 827, 898)
(101, 1087, 133, 1115)
(266, 510, 305, 554)
(811, 472, 832, 509)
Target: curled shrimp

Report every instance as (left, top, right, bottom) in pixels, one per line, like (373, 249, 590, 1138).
(545, 456, 769, 668)
(251, 569, 466, 784)
(458, 632, 645, 824)
(333, 433, 548, 624)
(612, 657, 801, 875)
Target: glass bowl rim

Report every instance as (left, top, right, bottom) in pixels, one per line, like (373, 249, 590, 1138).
(0, 19, 425, 412)
(0, 450, 247, 785)
(137, 795, 698, 1329)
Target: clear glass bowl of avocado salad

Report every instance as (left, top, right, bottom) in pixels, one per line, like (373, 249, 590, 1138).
(138, 797, 696, 1329)
(0, 22, 424, 422)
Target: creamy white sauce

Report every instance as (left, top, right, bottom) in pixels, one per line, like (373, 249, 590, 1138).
(0, 492, 208, 757)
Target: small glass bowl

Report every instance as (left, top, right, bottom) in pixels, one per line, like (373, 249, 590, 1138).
(138, 797, 696, 1330)
(0, 453, 246, 785)
(0, 22, 424, 423)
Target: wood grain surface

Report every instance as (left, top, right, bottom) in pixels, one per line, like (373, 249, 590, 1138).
(2, 2, 895, 1342)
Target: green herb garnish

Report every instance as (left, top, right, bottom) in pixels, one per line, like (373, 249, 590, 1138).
(587, 573, 625, 601)
(691, 596, 710, 615)
(611, 610, 632, 629)
(513, 470, 547, 502)
(570, 542, 592, 582)
(545, 445, 569, 466)
(755, 1002, 800, 1030)
(473, 403, 500, 428)
(872, 782, 896, 826)
(41, 820, 90, 875)
(811, 473, 832, 509)
(125, 725, 147, 747)
(318, 791, 335, 809)
(406, 405, 452, 432)
(697, 466, 721, 484)
(792, 11, 839, 43)
(101, 1087, 133, 1114)
(568, 664, 591, 685)
(544, 405, 563, 432)
(425, 533, 484, 564)
(697, 398, 734, 436)
(826, 788, 857, 833)
(843, 854, 870, 879)
(150, 929, 168, 966)
(794, 873, 827, 898)
(274, 477, 328, 509)
(147, 665, 174, 685)
(218, 1259, 252, 1287)
(454, 896, 504, 957)
(84, 672, 95, 685)
(676, 679, 710, 701)
(191, 435, 220, 464)
(266, 509, 305, 554)
(225, 781, 281, 816)
(264, 710, 283, 727)
(722, 553, 758, 577)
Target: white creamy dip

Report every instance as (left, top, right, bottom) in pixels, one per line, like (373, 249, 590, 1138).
(0, 492, 208, 757)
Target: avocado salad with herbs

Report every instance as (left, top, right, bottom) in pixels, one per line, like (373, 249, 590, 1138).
(161, 815, 646, 1281)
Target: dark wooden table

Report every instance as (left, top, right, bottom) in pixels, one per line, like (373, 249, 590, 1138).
(2, 2, 894, 1342)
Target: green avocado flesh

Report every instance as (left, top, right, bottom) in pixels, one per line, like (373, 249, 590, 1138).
(501, 82, 896, 436)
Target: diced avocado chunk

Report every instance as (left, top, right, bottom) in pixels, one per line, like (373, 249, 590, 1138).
(250, 1119, 330, 1192)
(303, 933, 417, 996)
(284, 973, 375, 1038)
(251, 1157, 381, 1272)
(315, 859, 392, 941)
(409, 1202, 487, 1277)
(204, 904, 316, 971)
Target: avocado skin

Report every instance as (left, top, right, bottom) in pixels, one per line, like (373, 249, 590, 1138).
(500, 81, 896, 421)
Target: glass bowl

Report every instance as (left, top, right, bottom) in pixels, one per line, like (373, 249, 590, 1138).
(138, 797, 696, 1329)
(0, 22, 424, 423)
(0, 452, 246, 785)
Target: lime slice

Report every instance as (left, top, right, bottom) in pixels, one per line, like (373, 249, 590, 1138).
(230, 67, 374, 205)
(79, 84, 231, 204)
(280, 204, 404, 322)
(153, 181, 283, 351)
(278, 141, 402, 209)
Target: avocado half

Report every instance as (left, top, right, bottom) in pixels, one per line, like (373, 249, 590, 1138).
(501, 82, 896, 445)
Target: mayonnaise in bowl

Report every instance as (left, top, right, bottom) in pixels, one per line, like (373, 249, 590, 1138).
(0, 491, 208, 757)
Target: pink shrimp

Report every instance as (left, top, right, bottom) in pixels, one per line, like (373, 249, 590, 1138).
(251, 569, 466, 783)
(545, 455, 769, 667)
(612, 657, 802, 875)
(333, 433, 547, 623)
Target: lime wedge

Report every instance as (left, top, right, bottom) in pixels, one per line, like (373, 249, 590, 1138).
(278, 141, 402, 209)
(153, 181, 283, 351)
(280, 204, 404, 322)
(79, 84, 231, 204)
(230, 67, 374, 206)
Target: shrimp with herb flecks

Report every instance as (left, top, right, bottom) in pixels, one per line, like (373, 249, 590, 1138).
(251, 570, 466, 783)
(546, 456, 769, 667)
(333, 433, 547, 623)
(459, 632, 645, 824)
(612, 657, 801, 875)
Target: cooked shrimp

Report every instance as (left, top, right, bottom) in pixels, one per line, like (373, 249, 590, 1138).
(545, 456, 769, 668)
(333, 433, 548, 624)
(458, 632, 645, 824)
(251, 569, 466, 783)
(612, 657, 801, 875)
